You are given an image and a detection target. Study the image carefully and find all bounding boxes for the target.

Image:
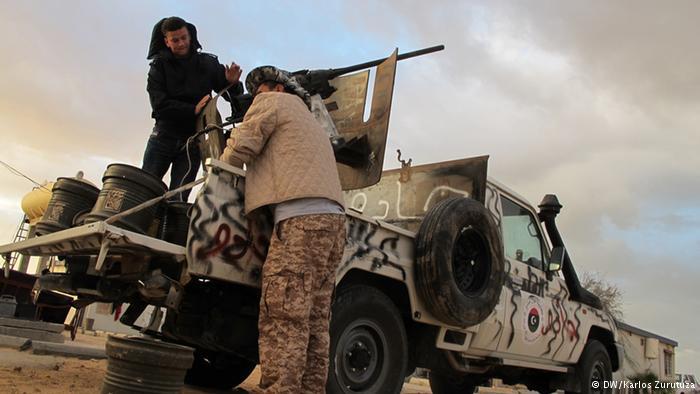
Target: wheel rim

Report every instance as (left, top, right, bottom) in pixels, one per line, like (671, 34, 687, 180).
(452, 226, 491, 296)
(334, 319, 387, 392)
(590, 360, 607, 394)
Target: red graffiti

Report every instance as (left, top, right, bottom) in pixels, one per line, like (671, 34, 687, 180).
(197, 224, 231, 259)
(564, 320, 579, 341)
(540, 303, 578, 342)
(541, 309, 561, 336)
(195, 223, 269, 266)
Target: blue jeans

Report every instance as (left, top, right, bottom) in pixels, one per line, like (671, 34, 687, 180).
(141, 131, 201, 202)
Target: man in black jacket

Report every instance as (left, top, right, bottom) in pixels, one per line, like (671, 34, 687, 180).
(143, 16, 243, 201)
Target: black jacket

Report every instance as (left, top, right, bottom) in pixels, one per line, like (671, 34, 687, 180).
(147, 19, 242, 137)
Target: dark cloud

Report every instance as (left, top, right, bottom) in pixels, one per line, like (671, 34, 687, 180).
(344, 0, 700, 371)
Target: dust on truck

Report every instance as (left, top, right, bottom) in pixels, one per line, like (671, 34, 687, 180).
(0, 47, 622, 394)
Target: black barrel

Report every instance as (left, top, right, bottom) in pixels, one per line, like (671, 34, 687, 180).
(84, 164, 167, 234)
(102, 336, 194, 394)
(161, 202, 192, 246)
(35, 178, 100, 236)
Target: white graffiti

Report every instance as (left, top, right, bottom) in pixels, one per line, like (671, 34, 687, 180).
(423, 186, 470, 212)
(350, 193, 368, 212)
(374, 200, 390, 220)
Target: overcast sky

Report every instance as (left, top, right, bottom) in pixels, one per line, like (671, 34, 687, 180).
(0, 1, 697, 373)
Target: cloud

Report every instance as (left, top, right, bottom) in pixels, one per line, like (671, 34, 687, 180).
(0, 0, 697, 372)
(341, 0, 700, 372)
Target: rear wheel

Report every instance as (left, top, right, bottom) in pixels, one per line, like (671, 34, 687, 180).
(184, 349, 256, 390)
(428, 371, 477, 394)
(327, 285, 408, 394)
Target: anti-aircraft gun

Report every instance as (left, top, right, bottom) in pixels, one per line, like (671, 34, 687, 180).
(228, 45, 444, 121)
(197, 45, 444, 192)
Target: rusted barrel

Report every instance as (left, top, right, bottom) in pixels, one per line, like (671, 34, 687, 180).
(161, 202, 192, 246)
(102, 336, 194, 394)
(84, 164, 167, 234)
(35, 178, 99, 236)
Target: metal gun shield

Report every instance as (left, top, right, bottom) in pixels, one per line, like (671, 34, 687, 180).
(326, 50, 398, 190)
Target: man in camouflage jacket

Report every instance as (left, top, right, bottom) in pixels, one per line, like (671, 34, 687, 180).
(220, 66, 346, 394)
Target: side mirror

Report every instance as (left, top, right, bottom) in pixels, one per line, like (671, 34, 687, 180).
(548, 246, 566, 272)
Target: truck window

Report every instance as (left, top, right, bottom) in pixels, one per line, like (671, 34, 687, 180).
(501, 196, 544, 270)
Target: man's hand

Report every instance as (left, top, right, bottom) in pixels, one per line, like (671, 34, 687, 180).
(225, 62, 242, 84)
(195, 95, 211, 115)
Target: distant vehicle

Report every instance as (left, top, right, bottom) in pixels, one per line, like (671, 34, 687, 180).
(676, 374, 700, 394)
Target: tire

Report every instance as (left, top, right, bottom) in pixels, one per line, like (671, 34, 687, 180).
(415, 197, 505, 327)
(184, 349, 256, 390)
(569, 340, 612, 394)
(327, 285, 408, 394)
(428, 371, 477, 394)
(531, 385, 553, 394)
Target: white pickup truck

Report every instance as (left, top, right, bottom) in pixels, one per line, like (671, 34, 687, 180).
(0, 51, 622, 394)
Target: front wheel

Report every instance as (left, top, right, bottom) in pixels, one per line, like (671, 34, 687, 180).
(327, 285, 408, 394)
(570, 340, 612, 394)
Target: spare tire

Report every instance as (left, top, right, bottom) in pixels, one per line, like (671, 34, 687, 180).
(415, 197, 505, 327)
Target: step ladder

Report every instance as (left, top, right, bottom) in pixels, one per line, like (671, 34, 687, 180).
(8, 215, 30, 270)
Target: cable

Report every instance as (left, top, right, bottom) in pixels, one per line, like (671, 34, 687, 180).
(178, 123, 230, 201)
(0, 160, 51, 191)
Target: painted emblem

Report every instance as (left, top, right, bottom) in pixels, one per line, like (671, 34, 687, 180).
(523, 296, 544, 343)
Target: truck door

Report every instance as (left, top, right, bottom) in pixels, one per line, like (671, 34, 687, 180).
(496, 193, 574, 362)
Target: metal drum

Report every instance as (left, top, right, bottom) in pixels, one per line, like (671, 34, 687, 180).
(35, 178, 99, 236)
(84, 164, 167, 234)
(161, 201, 192, 246)
(102, 336, 194, 394)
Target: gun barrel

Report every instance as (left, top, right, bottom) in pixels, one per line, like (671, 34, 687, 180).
(292, 44, 445, 78)
(343, 45, 444, 75)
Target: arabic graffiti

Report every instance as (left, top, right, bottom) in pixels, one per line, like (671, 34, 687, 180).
(349, 181, 471, 222)
(522, 266, 548, 297)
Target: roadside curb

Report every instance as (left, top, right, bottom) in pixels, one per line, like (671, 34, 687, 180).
(0, 333, 32, 350)
(0, 333, 107, 359)
(31, 341, 107, 359)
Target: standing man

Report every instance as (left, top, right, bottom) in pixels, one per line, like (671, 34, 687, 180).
(220, 66, 346, 394)
(144, 16, 243, 201)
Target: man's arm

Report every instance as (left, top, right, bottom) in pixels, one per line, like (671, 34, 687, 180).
(206, 55, 244, 101)
(147, 61, 197, 121)
(220, 95, 277, 168)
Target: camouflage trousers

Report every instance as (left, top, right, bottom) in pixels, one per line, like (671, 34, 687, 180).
(254, 213, 346, 394)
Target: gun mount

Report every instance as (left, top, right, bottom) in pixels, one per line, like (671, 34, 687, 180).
(228, 45, 444, 121)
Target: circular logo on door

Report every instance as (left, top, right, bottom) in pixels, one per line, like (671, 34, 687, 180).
(523, 296, 543, 343)
(528, 307, 540, 332)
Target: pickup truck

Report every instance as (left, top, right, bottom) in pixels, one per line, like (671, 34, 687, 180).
(0, 51, 622, 394)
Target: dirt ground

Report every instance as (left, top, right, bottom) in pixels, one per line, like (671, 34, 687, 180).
(0, 331, 432, 393)
(0, 350, 432, 393)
